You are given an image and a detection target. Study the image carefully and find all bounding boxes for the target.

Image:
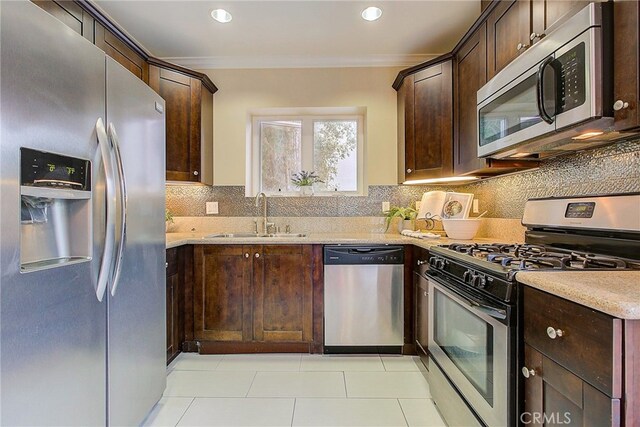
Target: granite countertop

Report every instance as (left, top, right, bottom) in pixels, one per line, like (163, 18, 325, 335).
(517, 271, 640, 320)
(165, 231, 501, 250)
(166, 232, 640, 320)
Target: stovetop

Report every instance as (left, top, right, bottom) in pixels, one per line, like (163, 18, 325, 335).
(427, 243, 640, 303)
(437, 243, 640, 272)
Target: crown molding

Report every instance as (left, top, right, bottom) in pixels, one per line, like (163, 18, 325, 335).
(159, 54, 442, 70)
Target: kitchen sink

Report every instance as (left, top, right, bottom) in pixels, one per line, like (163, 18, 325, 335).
(204, 232, 307, 238)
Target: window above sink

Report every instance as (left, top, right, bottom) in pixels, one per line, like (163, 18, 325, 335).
(246, 107, 366, 197)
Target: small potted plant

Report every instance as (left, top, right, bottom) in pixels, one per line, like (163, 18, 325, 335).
(291, 170, 324, 196)
(384, 206, 417, 233)
(165, 208, 174, 233)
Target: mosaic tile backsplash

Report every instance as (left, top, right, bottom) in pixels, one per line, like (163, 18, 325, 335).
(167, 138, 640, 219)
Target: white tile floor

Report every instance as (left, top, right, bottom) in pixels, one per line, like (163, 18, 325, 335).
(143, 353, 448, 427)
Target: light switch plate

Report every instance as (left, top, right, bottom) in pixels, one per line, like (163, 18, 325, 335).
(382, 201, 390, 212)
(206, 201, 219, 215)
(472, 199, 479, 214)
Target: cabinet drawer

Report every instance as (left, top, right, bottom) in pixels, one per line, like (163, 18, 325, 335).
(523, 287, 622, 397)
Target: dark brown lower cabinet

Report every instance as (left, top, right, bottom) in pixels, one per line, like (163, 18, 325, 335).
(192, 244, 321, 353)
(166, 247, 185, 364)
(522, 344, 620, 427)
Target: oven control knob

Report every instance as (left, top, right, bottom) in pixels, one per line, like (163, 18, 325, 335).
(463, 270, 472, 283)
(429, 257, 437, 268)
(476, 275, 487, 289)
(435, 258, 446, 269)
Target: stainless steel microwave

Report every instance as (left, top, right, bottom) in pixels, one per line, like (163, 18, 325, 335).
(477, 3, 614, 160)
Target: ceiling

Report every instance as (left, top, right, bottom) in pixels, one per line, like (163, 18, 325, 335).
(94, 1, 481, 69)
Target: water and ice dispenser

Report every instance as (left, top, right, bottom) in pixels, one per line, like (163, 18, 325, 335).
(20, 148, 92, 272)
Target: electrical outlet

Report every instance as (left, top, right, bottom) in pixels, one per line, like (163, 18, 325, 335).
(415, 200, 421, 210)
(382, 201, 390, 212)
(206, 201, 219, 215)
(472, 199, 479, 214)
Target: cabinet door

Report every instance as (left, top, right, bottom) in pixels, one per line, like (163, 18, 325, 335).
(149, 66, 201, 182)
(193, 245, 252, 341)
(613, 0, 640, 131)
(166, 248, 180, 362)
(31, 0, 94, 42)
(487, 0, 531, 80)
(253, 245, 313, 342)
(407, 61, 453, 180)
(397, 74, 414, 183)
(521, 344, 621, 426)
(532, 1, 589, 40)
(94, 22, 148, 83)
(454, 23, 487, 175)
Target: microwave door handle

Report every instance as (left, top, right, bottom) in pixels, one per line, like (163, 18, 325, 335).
(107, 123, 127, 297)
(536, 56, 557, 124)
(95, 118, 116, 302)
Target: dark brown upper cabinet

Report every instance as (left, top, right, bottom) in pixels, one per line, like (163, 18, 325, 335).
(94, 22, 148, 83)
(31, 0, 94, 42)
(613, 0, 640, 132)
(486, 0, 531, 80)
(149, 60, 215, 184)
(398, 60, 453, 183)
(487, 0, 589, 80)
(454, 23, 538, 176)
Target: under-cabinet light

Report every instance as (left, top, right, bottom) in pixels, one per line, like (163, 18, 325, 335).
(402, 176, 479, 185)
(571, 131, 605, 140)
(211, 9, 232, 23)
(510, 152, 532, 158)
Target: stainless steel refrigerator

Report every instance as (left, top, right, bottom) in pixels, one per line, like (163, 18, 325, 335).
(1, 2, 166, 425)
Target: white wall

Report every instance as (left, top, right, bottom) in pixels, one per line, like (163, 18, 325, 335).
(202, 67, 402, 185)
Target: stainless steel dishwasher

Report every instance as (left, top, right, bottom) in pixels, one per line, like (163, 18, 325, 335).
(323, 246, 404, 353)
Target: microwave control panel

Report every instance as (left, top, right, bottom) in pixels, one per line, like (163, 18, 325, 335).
(556, 42, 586, 114)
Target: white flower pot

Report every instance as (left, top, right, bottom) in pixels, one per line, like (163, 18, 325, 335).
(398, 219, 414, 234)
(300, 186, 314, 197)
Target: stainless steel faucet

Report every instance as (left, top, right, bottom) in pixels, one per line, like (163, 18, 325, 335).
(254, 192, 273, 235)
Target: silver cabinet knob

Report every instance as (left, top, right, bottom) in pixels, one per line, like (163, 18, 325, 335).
(546, 326, 564, 339)
(521, 366, 536, 378)
(613, 100, 630, 111)
(423, 291, 428, 297)
(245, 253, 250, 258)
(165, 262, 169, 268)
(406, 168, 412, 174)
(193, 170, 199, 176)
(517, 43, 529, 51)
(255, 253, 260, 258)
(417, 260, 428, 266)
(530, 32, 544, 41)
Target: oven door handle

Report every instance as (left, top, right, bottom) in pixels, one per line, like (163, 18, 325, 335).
(467, 300, 508, 320)
(432, 276, 508, 321)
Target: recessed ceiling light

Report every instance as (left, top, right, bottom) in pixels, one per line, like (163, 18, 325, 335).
(211, 9, 232, 23)
(361, 6, 382, 22)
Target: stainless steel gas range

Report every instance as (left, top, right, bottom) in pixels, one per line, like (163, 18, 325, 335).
(426, 193, 640, 427)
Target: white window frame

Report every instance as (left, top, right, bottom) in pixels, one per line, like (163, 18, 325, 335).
(246, 108, 366, 197)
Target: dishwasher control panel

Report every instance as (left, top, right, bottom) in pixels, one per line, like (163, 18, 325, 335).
(324, 246, 404, 265)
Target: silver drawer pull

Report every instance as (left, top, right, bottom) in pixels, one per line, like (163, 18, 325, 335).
(255, 253, 260, 258)
(245, 253, 250, 258)
(521, 366, 536, 378)
(417, 260, 428, 266)
(546, 326, 564, 339)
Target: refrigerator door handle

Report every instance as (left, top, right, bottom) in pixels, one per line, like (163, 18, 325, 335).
(95, 118, 116, 302)
(107, 123, 127, 296)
